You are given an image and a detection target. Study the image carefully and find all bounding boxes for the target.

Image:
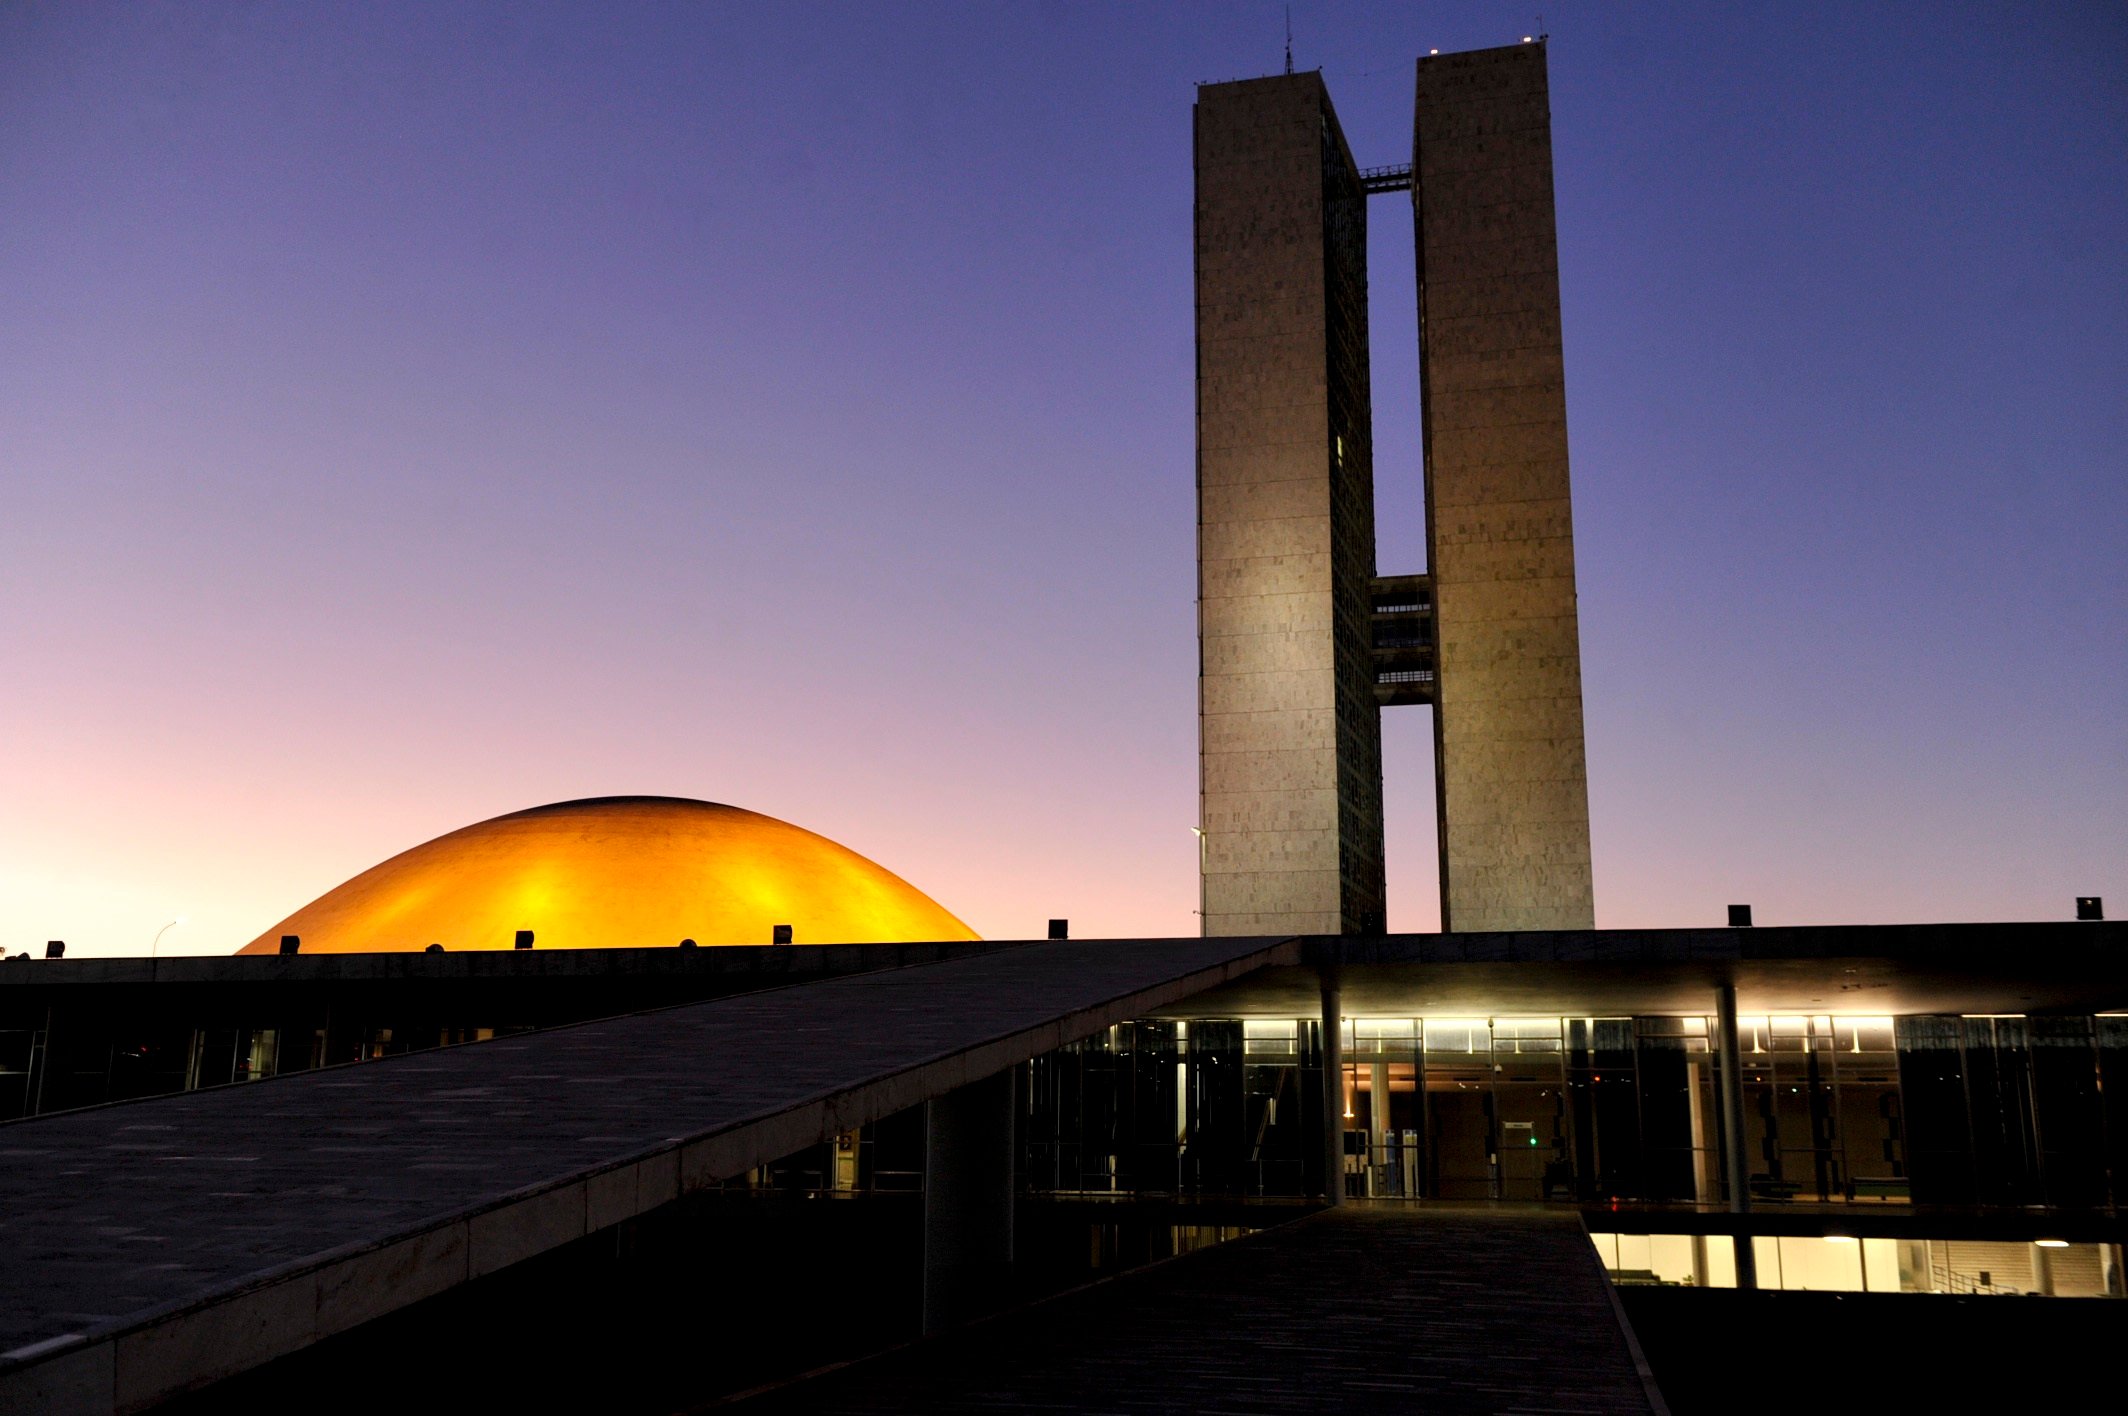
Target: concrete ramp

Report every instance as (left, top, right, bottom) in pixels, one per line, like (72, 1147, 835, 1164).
(739, 1207, 1665, 1415)
(0, 937, 1296, 1413)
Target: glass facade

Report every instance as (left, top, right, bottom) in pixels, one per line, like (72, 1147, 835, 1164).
(8, 995, 2126, 1227)
(1018, 1014, 2128, 1210)
(1898, 1015, 2128, 1207)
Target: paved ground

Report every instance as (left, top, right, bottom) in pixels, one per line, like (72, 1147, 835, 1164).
(0, 936, 1296, 1412)
(735, 1205, 1664, 1415)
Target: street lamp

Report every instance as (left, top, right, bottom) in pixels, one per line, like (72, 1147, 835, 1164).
(151, 917, 186, 958)
(1190, 827, 1206, 921)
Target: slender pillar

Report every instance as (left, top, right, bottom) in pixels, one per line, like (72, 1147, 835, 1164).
(1368, 1059, 1389, 1199)
(1715, 981, 1757, 1289)
(923, 1070, 1015, 1333)
(25, 1006, 52, 1117)
(1320, 965, 1345, 1205)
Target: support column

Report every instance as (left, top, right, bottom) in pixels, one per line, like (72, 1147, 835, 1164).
(1715, 981, 1757, 1289)
(923, 1069, 1015, 1333)
(1368, 1060, 1389, 1199)
(1321, 965, 1345, 1206)
(25, 1005, 52, 1117)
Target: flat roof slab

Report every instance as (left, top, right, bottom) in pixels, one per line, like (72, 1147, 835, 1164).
(0, 939, 1012, 990)
(1156, 922, 2128, 1017)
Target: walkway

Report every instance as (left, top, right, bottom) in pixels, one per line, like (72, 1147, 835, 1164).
(737, 1205, 1666, 1415)
(0, 936, 1298, 1413)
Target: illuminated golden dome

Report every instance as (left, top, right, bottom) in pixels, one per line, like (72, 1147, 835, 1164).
(236, 796, 977, 954)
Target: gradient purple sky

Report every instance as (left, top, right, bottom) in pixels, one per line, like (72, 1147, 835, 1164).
(4, 2, 2122, 956)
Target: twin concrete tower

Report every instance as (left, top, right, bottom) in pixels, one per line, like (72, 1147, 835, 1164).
(1195, 42, 1594, 936)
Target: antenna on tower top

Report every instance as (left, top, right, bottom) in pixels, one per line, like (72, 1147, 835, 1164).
(1284, 6, 1293, 74)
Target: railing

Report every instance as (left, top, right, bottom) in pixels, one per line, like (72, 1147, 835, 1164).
(1929, 1259, 2017, 1296)
(1359, 163, 1414, 194)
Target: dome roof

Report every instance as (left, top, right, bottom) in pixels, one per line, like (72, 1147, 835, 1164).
(236, 796, 977, 954)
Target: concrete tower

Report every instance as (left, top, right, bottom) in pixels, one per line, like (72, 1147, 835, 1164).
(1415, 43, 1594, 931)
(1193, 73, 1385, 937)
(1194, 42, 1593, 936)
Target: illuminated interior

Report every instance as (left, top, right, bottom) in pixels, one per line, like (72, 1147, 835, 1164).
(1017, 1011, 2128, 1225)
(1589, 1232, 2123, 1296)
(234, 796, 977, 954)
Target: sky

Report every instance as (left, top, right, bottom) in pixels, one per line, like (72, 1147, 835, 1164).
(2, 1, 2122, 957)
